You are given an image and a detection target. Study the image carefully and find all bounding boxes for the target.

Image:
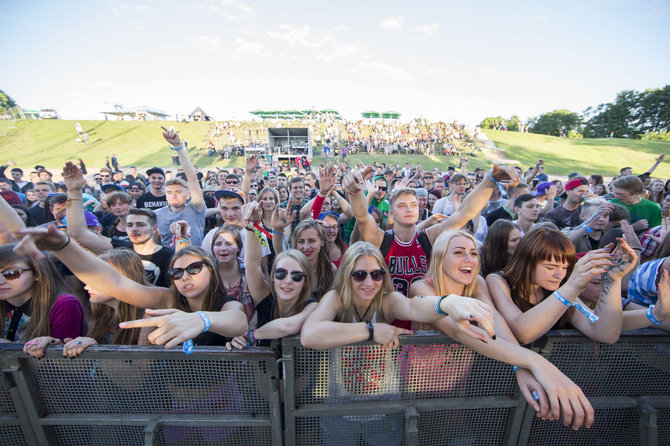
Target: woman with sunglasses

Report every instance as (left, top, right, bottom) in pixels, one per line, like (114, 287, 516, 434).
(487, 228, 635, 345)
(410, 230, 595, 429)
(0, 244, 85, 351)
(14, 225, 248, 349)
(226, 202, 317, 349)
(273, 216, 336, 299)
(300, 241, 494, 445)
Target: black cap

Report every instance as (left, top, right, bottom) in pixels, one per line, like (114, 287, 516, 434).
(101, 183, 125, 193)
(146, 167, 165, 178)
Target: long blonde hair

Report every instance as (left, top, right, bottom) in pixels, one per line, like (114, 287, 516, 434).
(88, 249, 146, 345)
(332, 241, 394, 323)
(270, 250, 313, 318)
(291, 220, 334, 298)
(426, 230, 479, 297)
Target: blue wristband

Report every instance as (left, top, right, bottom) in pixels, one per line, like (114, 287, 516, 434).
(170, 145, 184, 151)
(553, 290, 572, 307)
(647, 305, 662, 325)
(583, 225, 593, 234)
(513, 366, 519, 373)
(183, 339, 194, 354)
(435, 295, 449, 316)
(271, 228, 282, 235)
(196, 311, 210, 332)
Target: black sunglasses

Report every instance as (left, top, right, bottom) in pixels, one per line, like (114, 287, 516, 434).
(167, 261, 205, 280)
(1, 268, 33, 281)
(274, 268, 306, 282)
(377, 186, 387, 191)
(350, 269, 386, 282)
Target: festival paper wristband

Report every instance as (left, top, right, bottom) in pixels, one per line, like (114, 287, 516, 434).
(170, 145, 184, 151)
(196, 311, 211, 332)
(553, 291, 599, 323)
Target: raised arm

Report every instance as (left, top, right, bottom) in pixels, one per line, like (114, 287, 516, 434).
(243, 202, 272, 302)
(0, 194, 25, 240)
(242, 155, 257, 200)
(341, 166, 384, 247)
(14, 225, 172, 309)
(62, 162, 112, 254)
(645, 154, 665, 176)
(162, 126, 204, 211)
(428, 164, 520, 244)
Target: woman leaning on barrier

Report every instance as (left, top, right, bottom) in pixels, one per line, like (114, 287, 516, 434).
(300, 240, 496, 446)
(487, 227, 636, 345)
(0, 244, 85, 348)
(225, 201, 318, 350)
(411, 230, 595, 430)
(13, 225, 248, 349)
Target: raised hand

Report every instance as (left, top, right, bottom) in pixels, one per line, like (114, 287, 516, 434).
(242, 201, 262, 225)
(14, 225, 69, 259)
(169, 220, 191, 238)
(161, 126, 182, 148)
(582, 203, 614, 227)
(342, 166, 372, 195)
(245, 154, 258, 172)
(606, 238, 637, 279)
(489, 164, 520, 186)
(271, 204, 296, 232)
(647, 217, 670, 244)
(565, 249, 615, 292)
(318, 164, 336, 194)
(62, 162, 86, 191)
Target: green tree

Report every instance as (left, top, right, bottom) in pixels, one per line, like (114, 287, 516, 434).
(528, 110, 581, 137)
(0, 89, 17, 116)
(479, 115, 520, 131)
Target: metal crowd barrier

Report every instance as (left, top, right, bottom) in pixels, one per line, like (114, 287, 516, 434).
(1, 329, 669, 446)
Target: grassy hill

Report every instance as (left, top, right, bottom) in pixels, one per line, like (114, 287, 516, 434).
(0, 120, 668, 179)
(485, 129, 670, 178)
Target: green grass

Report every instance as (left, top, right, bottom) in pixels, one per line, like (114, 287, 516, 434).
(485, 129, 670, 178)
(0, 120, 668, 179)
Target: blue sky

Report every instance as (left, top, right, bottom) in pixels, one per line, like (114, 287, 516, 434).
(2, 0, 669, 125)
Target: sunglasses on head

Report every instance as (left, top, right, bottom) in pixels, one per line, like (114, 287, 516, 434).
(274, 268, 306, 282)
(1, 268, 33, 280)
(350, 269, 386, 282)
(167, 261, 205, 280)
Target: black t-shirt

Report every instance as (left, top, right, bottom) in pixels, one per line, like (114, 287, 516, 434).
(485, 205, 514, 227)
(103, 223, 132, 249)
(253, 294, 318, 346)
(29, 204, 47, 226)
(546, 206, 581, 230)
(136, 192, 168, 210)
(136, 246, 174, 288)
(193, 294, 237, 346)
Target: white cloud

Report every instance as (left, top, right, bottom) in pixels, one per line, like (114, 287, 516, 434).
(414, 23, 439, 37)
(379, 16, 404, 31)
(232, 38, 266, 56)
(350, 61, 413, 82)
(316, 43, 360, 63)
(135, 5, 149, 12)
(200, 0, 256, 22)
(267, 24, 326, 47)
(190, 35, 222, 50)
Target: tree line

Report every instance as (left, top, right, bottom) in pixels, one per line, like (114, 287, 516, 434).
(480, 84, 670, 140)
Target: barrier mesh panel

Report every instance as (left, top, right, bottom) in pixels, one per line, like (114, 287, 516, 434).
(293, 343, 516, 405)
(526, 407, 638, 445)
(418, 408, 513, 446)
(51, 425, 145, 446)
(542, 340, 670, 397)
(27, 357, 270, 415)
(0, 381, 15, 413)
(659, 407, 670, 446)
(296, 414, 406, 446)
(158, 425, 272, 445)
(0, 425, 27, 446)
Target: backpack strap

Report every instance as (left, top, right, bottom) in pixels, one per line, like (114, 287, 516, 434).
(379, 229, 395, 258)
(417, 230, 432, 260)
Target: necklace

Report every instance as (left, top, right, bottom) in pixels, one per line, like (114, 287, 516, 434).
(354, 300, 374, 322)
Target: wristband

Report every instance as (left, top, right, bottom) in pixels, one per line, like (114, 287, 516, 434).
(513, 366, 519, 373)
(582, 225, 593, 234)
(248, 329, 256, 345)
(553, 291, 599, 323)
(196, 311, 210, 332)
(366, 321, 374, 341)
(53, 235, 71, 251)
(183, 339, 194, 354)
(647, 305, 663, 325)
(170, 145, 184, 151)
(487, 170, 508, 196)
(435, 295, 450, 316)
(270, 228, 283, 235)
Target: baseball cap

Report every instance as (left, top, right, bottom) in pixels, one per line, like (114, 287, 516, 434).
(534, 182, 553, 196)
(101, 184, 125, 194)
(215, 187, 246, 204)
(565, 179, 589, 191)
(61, 211, 100, 228)
(146, 167, 165, 178)
(416, 188, 428, 198)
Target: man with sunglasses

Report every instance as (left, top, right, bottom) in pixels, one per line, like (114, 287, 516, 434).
(546, 177, 590, 229)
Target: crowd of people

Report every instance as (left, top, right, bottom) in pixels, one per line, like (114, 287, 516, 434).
(1, 125, 669, 440)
